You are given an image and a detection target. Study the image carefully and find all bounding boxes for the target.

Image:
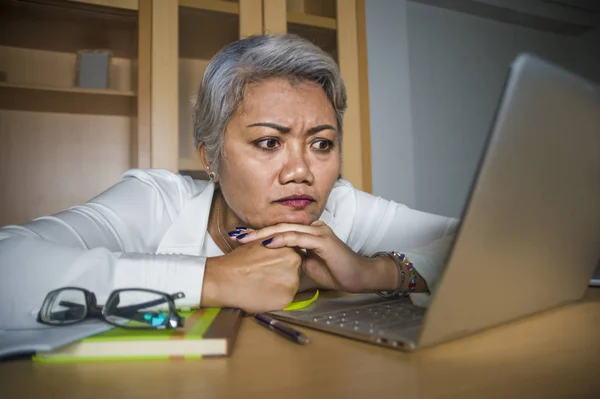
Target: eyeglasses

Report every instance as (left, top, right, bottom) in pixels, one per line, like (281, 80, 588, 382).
(37, 287, 186, 330)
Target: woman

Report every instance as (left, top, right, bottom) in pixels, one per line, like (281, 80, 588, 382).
(0, 34, 459, 329)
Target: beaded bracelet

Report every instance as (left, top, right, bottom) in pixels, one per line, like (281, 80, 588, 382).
(405, 259, 417, 294)
(371, 251, 415, 298)
(370, 251, 403, 298)
(371, 251, 417, 298)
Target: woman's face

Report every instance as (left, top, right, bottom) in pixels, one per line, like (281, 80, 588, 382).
(217, 77, 341, 228)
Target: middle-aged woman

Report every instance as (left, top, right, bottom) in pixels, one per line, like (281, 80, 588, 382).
(0, 34, 459, 329)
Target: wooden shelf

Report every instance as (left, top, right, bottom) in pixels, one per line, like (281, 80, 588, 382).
(287, 12, 336, 30)
(0, 81, 136, 97)
(1, 0, 137, 58)
(66, 0, 139, 11)
(68, 0, 241, 14)
(15, 0, 138, 15)
(179, 169, 209, 180)
(0, 82, 136, 115)
(179, 0, 238, 15)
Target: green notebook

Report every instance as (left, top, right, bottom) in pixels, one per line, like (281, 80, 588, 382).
(33, 308, 243, 362)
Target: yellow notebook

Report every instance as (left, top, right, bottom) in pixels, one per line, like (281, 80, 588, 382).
(33, 308, 243, 362)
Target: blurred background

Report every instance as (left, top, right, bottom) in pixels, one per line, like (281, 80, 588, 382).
(367, 0, 600, 218)
(0, 0, 598, 226)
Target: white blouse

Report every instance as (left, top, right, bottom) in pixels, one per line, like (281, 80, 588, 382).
(0, 169, 460, 330)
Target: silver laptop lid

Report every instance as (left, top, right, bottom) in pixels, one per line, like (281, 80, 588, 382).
(418, 54, 600, 348)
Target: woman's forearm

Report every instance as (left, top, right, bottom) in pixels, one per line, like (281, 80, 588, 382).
(0, 234, 207, 329)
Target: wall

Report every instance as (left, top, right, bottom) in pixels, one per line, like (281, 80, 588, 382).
(365, 0, 600, 218)
(364, 0, 416, 207)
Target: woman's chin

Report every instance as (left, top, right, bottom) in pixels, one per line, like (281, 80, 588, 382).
(267, 211, 319, 226)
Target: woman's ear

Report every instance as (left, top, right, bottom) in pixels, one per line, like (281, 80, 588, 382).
(197, 143, 218, 182)
(197, 143, 211, 170)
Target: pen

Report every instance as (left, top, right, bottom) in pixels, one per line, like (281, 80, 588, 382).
(254, 313, 310, 345)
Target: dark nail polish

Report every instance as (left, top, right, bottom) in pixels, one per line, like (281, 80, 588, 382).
(235, 226, 247, 230)
(262, 238, 273, 246)
(228, 231, 240, 237)
(236, 233, 248, 240)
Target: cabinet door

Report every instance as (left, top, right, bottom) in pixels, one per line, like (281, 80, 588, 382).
(262, 0, 372, 192)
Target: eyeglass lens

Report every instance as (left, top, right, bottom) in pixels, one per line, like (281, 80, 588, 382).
(40, 288, 87, 324)
(104, 290, 174, 329)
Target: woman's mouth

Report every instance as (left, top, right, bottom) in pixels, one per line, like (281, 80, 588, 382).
(274, 195, 315, 209)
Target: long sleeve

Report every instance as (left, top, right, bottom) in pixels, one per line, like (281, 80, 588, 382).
(331, 181, 460, 295)
(0, 169, 207, 330)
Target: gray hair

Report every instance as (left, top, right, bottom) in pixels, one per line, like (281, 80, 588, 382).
(192, 33, 347, 172)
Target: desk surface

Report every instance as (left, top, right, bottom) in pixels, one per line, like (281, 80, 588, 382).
(1, 289, 599, 399)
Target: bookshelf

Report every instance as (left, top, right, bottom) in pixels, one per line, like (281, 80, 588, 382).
(0, 0, 371, 227)
(0, 0, 138, 226)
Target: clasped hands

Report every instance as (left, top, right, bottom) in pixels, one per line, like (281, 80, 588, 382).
(202, 221, 398, 314)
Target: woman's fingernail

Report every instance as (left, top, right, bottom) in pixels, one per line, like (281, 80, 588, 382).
(262, 238, 273, 246)
(235, 226, 247, 230)
(228, 231, 241, 237)
(236, 233, 248, 240)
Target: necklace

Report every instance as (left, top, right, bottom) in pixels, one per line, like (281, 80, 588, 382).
(216, 202, 233, 253)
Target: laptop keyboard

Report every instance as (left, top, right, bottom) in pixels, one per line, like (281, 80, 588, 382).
(296, 300, 425, 336)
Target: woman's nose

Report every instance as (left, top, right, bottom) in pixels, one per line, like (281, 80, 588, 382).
(279, 146, 314, 185)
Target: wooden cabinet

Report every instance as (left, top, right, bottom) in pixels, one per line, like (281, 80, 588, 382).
(0, 0, 138, 226)
(0, 0, 371, 227)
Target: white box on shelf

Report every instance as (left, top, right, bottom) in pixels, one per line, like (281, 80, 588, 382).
(76, 49, 112, 89)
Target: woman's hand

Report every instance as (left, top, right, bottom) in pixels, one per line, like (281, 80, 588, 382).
(201, 239, 303, 314)
(236, 221, 398, 293)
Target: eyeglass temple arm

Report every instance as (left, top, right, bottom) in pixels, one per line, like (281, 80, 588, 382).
(55, 300, 167, 328)
(59, 292, 183, 314)
(45, 305, 85, 322)
(58, 299, 159, 317)
(103, 292, 184, 314)
(59, 300, 85, 309)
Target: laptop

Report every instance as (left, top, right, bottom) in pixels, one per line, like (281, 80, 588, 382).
(268, 53, 600, 351)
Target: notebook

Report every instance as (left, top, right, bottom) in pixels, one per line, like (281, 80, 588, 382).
(0, 321, 112, 360)
(33, 307, 243, 362)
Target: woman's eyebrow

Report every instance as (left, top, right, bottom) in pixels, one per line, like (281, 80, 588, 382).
(246, 122, 290, 133)
(307, 124, 337, 134)
(247, 122, 337, 135)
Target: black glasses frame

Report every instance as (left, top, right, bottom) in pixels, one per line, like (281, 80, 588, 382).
(36, 287, 186, 330)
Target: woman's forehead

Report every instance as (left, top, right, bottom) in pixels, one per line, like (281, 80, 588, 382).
(236, 78, 336, 121)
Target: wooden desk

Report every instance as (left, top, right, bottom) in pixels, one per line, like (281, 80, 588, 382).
(1, 289, 599, 399)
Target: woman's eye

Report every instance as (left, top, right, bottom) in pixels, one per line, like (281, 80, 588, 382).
(256, 138, 280, 150)
(311, 140, 334, 151)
